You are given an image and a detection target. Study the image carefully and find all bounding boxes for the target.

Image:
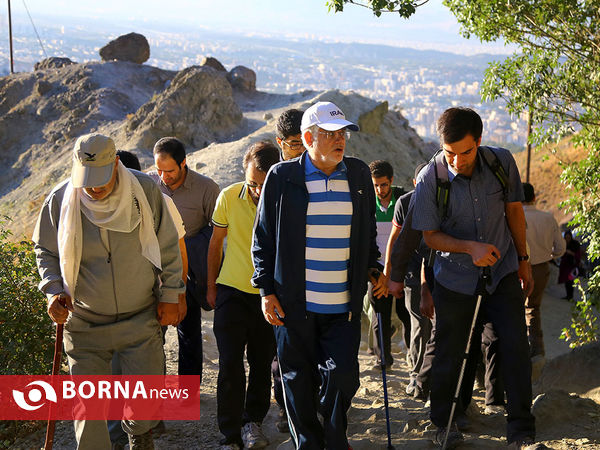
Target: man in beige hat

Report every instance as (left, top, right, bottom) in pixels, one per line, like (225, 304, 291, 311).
(33, 133, 185, 449)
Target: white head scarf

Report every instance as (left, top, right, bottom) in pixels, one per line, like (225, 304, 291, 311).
(57, 161, 161, 297)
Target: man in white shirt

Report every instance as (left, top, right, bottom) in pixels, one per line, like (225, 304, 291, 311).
(522, 182, 566, 362)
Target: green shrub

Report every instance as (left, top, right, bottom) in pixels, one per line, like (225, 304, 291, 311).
(0, 221, 55, 375)
(560, 279, 600, 348)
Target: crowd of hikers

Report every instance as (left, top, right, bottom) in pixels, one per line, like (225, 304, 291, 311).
(34, 103, 568, 450)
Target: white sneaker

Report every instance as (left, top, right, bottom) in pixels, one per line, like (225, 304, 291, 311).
(484, 404, 505, 415)
(241, 422, 269, 449)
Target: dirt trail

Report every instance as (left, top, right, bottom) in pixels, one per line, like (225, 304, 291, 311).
(15, 265, 600, 449)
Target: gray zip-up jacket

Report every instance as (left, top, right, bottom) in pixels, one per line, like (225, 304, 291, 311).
(33, 171, 185, 324)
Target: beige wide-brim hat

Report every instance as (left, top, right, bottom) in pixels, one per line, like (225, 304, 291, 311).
(71, 133, 116, 188)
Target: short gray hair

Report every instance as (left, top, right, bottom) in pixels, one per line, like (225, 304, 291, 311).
(301, 125, 320, 149)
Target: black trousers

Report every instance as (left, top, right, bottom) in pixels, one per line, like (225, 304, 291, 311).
(404, 283, 433, 380)
(369, 283, 411, 366)
(275, 311, 361, 450)
(177, 284, 203, 377)
(213, 285, 276, 445)
(430, 272, 535, 443)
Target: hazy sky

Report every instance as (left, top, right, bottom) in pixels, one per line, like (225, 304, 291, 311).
(3, 0, 514, 55)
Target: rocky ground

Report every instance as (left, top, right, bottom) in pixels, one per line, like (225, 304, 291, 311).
(14, 264, 600, 449)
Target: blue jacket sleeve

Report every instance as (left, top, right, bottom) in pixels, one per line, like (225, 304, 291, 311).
(251, 168, 278, 297)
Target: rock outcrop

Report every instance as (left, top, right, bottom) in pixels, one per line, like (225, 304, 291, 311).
(186, 89, 435, 189)
(535, 342, 600, 403)
(99, 33, 150, 64)
(0, 61, 175, 232)
(34, 57, 75, 71)
(0, 63, 433, 239)
(121, 66, 243, 151)
(200, 56, 227, 72)
(227, 65, 256, 91)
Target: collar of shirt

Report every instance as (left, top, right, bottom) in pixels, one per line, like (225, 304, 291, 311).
(181, 166, 192, 190)
(238, 183, 255, 205)
(159, 166, 191, 194)
(375, 188, 398, 215)
(304, 154, 347, 179)
(446, 150, 488, 182)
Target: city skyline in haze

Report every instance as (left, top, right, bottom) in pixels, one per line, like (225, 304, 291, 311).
(1, 0, 515, 56)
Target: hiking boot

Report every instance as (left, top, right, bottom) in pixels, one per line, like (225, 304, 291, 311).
(433, 425, 463, 449)
(455, 412, 471, 431)
(484, 404, 505, 416)
(372, 359, 393, 371)
(128, 430, 154, 450)
(508, 437, 550, 449)
(413, 385, 428, 402)
(276, 406, 290, 433)
(152, 420, 167, 435)
(242, 422, 269, 448)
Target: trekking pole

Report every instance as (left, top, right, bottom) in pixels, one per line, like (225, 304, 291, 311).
(376, 310, 395, 449)
(371, 271, 396, 450)
(44, 297, 66, 450)
(442, 266, 491, 450)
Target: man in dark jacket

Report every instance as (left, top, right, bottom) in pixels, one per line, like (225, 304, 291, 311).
(252, 101, 384, 449)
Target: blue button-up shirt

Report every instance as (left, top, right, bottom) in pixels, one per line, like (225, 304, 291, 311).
(412, 147, 524, 295)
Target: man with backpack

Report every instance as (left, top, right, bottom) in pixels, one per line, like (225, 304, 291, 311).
(411, 108, 540, 449)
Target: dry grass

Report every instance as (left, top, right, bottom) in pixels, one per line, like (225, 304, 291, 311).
(513, 136, 587, 227)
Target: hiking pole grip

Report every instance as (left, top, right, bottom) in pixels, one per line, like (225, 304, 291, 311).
(44, 297, 66, 450)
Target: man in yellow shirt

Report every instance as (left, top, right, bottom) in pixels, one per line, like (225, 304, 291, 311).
(207, 141, 280, 450)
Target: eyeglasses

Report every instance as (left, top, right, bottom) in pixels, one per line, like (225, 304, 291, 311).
(317, 129, 351, 140)
(246, 182, 263, 190)
(281, 139, 304, 150)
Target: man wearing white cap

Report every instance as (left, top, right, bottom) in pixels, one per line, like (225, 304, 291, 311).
(33, 133, 185, 449)
(252, 101, 385, 449)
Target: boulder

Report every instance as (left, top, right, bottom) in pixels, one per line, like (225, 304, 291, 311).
(34, 80, 53, 96)
(99, 32, 150, 64)
(531, 390, 600, 435)
(227, 65, 256, 91)
(34, 57, 74, 71)
(200, 56, 226, 72)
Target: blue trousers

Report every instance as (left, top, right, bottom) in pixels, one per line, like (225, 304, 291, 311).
(275, 311, 361, 450)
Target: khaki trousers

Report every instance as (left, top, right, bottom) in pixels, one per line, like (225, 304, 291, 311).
(63, 306, 164, 450)
(525, 262, 550, 357)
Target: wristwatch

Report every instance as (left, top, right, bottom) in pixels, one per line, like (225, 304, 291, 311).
(517, 255, 529, 261)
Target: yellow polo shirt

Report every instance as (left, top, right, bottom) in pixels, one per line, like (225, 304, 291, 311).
(212, 182, 259, 294)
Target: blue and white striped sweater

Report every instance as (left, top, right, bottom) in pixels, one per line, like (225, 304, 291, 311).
(304, 159, 353, 313)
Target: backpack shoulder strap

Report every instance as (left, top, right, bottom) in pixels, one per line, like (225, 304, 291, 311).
(479, 146, 510, 201)
(433, 151, 451, 219)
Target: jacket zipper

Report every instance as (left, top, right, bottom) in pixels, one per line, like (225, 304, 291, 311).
(107, 232, 118, 318)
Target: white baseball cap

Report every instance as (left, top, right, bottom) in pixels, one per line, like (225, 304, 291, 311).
(71, 133, 117, 188)
(301, 101, 359, 132)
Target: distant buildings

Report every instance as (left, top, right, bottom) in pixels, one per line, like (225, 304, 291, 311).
(2, 19, 527, 147)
